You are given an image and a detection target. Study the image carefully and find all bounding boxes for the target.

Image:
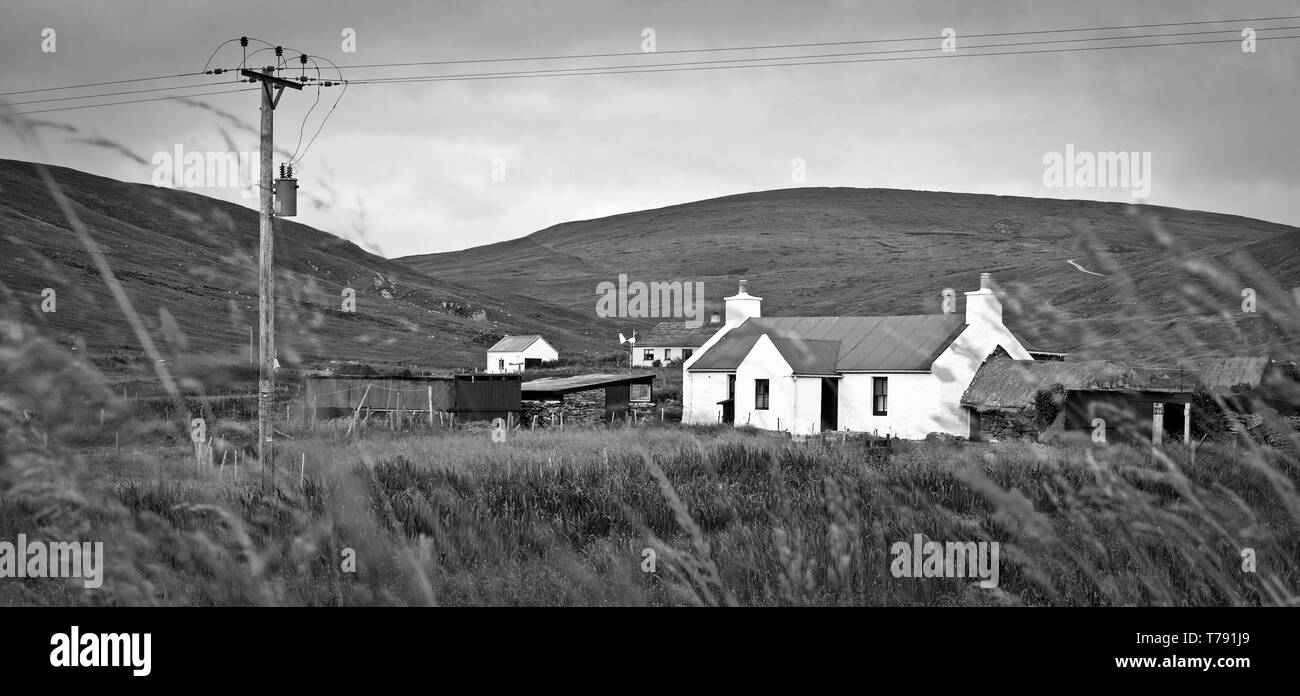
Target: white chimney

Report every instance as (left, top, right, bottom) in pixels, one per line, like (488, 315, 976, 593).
(710, 312, 722, 325)
(725, 279, 762, 326)
(964, 273, 1002, 326)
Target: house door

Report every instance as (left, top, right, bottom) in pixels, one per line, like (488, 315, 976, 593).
(722, 374, 736, 425)
(820, 378, 838, 431)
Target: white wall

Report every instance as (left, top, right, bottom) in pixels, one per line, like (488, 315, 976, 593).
(683, 371, 730, 424)
(791, 376, 823, 436)
(734, 336, 795, 431)
(682, 321, 741, 423)
(839, 372, 941, 438)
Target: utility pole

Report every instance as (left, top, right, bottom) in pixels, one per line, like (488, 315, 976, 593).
(241, 63, 302, 492)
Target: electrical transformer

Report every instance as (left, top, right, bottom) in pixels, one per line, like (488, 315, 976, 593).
(274, 163, 298, 217)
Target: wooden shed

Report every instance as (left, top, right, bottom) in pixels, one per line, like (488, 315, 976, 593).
(303, 373, 520, 427)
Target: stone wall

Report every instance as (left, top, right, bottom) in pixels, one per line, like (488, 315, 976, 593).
(522, 388, 607, 426)
(974, 409, 1045, 441)
(520, 387, 659, 427)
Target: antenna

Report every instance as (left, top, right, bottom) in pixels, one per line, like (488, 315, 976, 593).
(619, 330, 638, 368)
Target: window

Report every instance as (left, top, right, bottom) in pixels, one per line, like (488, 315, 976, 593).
(630, 384, 651, 402)
(643, 349, 655, 362)
(755, 379, 770, 410)
(664, 349, 673, 361)
(497, 358, 505, 372)
(873, 377, 888, 415)
(683, 348, 693, 359)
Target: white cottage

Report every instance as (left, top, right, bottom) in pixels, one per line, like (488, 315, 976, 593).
(632, 320, 721, 367)
(486, 335, 559, 373)
(681, 275, 1032, 439)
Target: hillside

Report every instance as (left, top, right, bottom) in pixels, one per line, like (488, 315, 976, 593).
(401, 187, 1300, 361)
(0, 159, 606, 377)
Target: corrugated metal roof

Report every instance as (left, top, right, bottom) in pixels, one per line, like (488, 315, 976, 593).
(688, 315, 968, 373)
(768, 338, 841, 375)
(521, 373, 655, 397)
(638, 321, 721, 347)
(487, 335, 543, 353)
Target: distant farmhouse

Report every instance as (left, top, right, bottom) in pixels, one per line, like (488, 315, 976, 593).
(634, 319, 721, 367)
(682, 275, 1032, 438)
(486, 335, 558, 373)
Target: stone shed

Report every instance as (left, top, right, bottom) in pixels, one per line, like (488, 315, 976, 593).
(520, 373, 655, 426)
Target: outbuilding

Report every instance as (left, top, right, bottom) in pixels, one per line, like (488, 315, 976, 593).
(486, 335, 558, 373)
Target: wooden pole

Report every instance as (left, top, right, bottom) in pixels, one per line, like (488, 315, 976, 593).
(347, 383, 372, 436)
(242, 65, 300, 492)
(257, 66, 276, 492)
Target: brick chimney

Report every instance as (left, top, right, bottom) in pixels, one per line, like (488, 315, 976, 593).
(724, 279, 762, 326)
(964, 272, 1002, 326)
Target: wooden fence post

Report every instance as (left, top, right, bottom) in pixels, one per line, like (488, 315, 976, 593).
(347, 383, 373, 436)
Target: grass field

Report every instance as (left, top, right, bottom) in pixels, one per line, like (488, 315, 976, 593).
(3, 382, 1297, 606)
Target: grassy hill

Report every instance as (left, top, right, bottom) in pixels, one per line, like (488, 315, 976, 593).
(0, 159, 607, 379)
(401, 187, 1300, 361)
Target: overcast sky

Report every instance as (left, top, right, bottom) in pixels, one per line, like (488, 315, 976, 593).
(2, 0, 1297, 257)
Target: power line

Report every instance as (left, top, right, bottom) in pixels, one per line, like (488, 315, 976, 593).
(332, 14, 1300, 69)
(343, 27, 1299, 85)
(287, 54, 348, 166)
(7, 14, 1292, 100)
(10, 32, 1288, 116)
(2, 87, 255, 116)
(3, 80, 240, 107)
(0, 72, 207, 98)
(4, 20, 1292, 117)
(284, 63, 323, 164)
(345, 34, 1300, 86)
